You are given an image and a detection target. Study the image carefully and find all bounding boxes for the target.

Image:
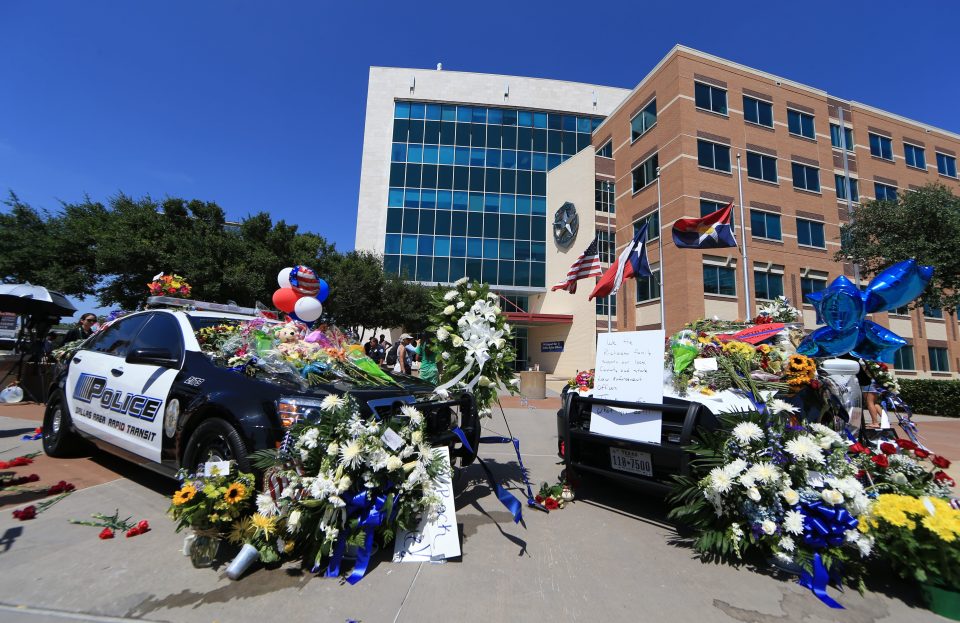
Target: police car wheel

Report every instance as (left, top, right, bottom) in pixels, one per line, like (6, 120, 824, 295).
(42, 393, 81, 457)
(183, 418, 251, 474)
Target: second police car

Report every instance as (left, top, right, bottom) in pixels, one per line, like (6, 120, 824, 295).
(43, 300, 479, 476)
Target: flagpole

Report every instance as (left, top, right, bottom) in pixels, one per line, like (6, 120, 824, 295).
(656, 169, 665, 330)
(736, 153, 751, 319)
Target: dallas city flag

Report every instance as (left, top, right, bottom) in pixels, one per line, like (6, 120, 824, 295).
(588, 221, 652, 300)
(671, 202, 738, 249)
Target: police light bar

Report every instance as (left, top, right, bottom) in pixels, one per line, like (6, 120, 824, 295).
(146, 296, 261, 317)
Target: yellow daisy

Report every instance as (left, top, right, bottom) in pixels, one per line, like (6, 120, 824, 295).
(251, 513, 278, 539)
(228, 516, 254, 544)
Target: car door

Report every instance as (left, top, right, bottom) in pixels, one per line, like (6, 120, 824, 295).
(65, 313, 151, 450)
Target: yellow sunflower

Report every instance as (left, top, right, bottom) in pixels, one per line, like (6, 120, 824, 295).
(224, 482, 248, 505)
(172, 484, 197, 506)
(250, 513, 278, 539)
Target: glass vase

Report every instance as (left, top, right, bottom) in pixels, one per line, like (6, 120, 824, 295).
(189, 534, 221, 568)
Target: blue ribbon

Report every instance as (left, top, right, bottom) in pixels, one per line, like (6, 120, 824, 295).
(322, 491, 388, 585)
(453, 427, 523, 524)
(797, 501, 858, 608)
(479, 435, 542, 511)
(300, 362, 329, 378)
(734, 389, 767, 414)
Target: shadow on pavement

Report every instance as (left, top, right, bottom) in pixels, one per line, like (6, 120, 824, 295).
(85, 448, 178, 497)
(0, 526, 23, 554)
(0, 427, 35, 439)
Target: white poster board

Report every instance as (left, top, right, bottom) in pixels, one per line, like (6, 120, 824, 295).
(589, 330, 665, 443)
(393, 446, 460, 563)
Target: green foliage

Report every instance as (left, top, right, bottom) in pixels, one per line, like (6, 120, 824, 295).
(838, 183, 960, 313)
(898, 379, 960, 417)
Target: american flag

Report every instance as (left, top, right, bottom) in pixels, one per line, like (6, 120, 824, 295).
(551, 236, 603, 293)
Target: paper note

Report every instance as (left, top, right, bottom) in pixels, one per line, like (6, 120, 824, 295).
(381, 427, 404, 452)
(589, 330, 665, 444)
(693, 357, 718, 371)
(393, 447, 460, 563)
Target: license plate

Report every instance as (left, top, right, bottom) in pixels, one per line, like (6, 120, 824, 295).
(610, 447, 653, 476)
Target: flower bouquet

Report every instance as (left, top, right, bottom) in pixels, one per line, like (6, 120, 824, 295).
(566, 369, 594, 393)
(864, 360, 900, 393)
(754, 296, 801, 324)
(669, 409, 874, 603)
(426, 279, 517, 416)
(848, 439, 955, 496)
(148, 272, 191, 297)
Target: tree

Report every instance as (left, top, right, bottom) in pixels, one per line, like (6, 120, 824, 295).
(838, 183, 960, 313)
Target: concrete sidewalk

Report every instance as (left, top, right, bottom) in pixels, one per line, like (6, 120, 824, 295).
(0, 404, 953, 622)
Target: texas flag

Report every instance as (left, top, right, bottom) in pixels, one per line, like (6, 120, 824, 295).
(672, 202, 738, 249)
(589, 221, 652, 300)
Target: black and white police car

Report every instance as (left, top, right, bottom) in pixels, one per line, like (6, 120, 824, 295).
(43, 299, 478, 476)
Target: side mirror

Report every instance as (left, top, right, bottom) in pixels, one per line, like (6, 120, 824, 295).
(127, 347, 180, 368)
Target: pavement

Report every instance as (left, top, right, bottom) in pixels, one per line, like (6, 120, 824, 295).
(0, 401, 957, 623)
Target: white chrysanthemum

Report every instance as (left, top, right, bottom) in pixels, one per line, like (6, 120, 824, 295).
(761, 520, 777, 535)
(708, 467, 733, 494)
(444, 305, 456, 315)
(456, 301, 465, 309)
(784, 435, 825, 464)
(321, 395, 344, 412)
(747, 487, 762, 502)
(444, 290, 459, 301)
(769, 399, 799, 415)
(732, 421, 764, 444)
(747, 462, 779, 484)
(401, 404, 423, 425)
(779, 536, 795, 552)
(455, 277, 469, 286)
(437, 327, 450, 341)
(299, 427, 319, 449)
(386, 455, 403, 471)
(781, 488, 800, 506)
(828, 476, 864, 499)
(723, 459, 749, 477)
(850, 494, 871, 516)
(327, 442, 339, 456)
(821, 488, 844, 505)
(340, 441, 363, 469)
(367, 448, 389, 471)
(256, 492, 279, 516)
(783, 510, 805, 535)
(286, 509, 301, 534)
(856, 534, 873, 557)
(739, 474, 756, 489)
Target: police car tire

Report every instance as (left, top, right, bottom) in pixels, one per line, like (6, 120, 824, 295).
(42, 393, 81, 457)
(182, 418, 251, 474)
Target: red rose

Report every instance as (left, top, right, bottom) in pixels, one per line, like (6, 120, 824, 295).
(99, 528, 115, 540)
(12, 505, 36, 521)
(137, 520, 150, 532)
(856, 469, 867, 479)
(934, 471, 956, 487)
(895, 439, 918, 451)
(848, 443, 870, 455)
(880, 443, 897, 455)
(534, 495, 544, 504)
(544, 497, 560, 510)
(871, 454, 889, 468)
(125, 527, 141, 538)
(809, 379, 821, 390)
(915, 448, 931, 459)
(879, 363, 888, 371)
(932, 455, 952, 469)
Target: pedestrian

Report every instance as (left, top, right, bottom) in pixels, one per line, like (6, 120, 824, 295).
(62, 313, 97, 345)
(858, 359, 884, 429)
(364, 336, 378, 359)
(415, 336, 440, 384)
(396, 333, 417, 375)
(379, 333, 391, 351)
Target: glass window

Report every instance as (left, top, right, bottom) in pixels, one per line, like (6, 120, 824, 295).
(904, 143, 927, 169)
(632, 153, 658, 192)
(869, 133, 893, 160)
(924, 304, 944, 319)
(797, 218, 826, 248)
(801, 275, 827, 298)
(829, 124, 854, 151)
(746, 151, 778, 183)
(875, 182, 898, 201)
(791, 162, 821, 192)
(750, 210, 781, 240)
(743, 96, 773, 127)
(595, 180, 615, 214)
(597, 140, 613, 158)
(697, 140, 731, 172)
(635, 269, 661, 303)
(694, 82, 727, 115)
(701, 199, 734, 227)
(595, 295, 616, 317)
(754, 270, 784, 300)
(634, 211, 660, 241)
(929, 347, 950, 372)
(894, 346, 915, 371)
(937, 152, 958, 178)
(835, 174, 860, 202)
(703, 265, 736, 296)
(892, 306, 910, 316)
(90, 314, 149, 358)
(787, 109, 815, 139)
(596, 229, 614, 264)
(630, 99, 657, 140)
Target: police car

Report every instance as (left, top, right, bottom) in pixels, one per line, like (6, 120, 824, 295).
(43, 299, 478, 476)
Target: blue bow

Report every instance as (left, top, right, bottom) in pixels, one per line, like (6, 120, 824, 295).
(322, 491, 388, 585)
(453, 428, 523, 524)
(797, 501, 858, 608)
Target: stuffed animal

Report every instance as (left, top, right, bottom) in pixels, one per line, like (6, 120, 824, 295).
(273, 324, 302, 356)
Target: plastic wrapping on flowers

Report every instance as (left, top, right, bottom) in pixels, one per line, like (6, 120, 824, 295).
(426, 279, 518, 416)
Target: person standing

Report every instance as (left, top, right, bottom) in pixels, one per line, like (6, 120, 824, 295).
(396, 333, 417, 375)
(415, 336, 439, 384)
(62, 313, 96, 345)
(364, 336, 378, 358)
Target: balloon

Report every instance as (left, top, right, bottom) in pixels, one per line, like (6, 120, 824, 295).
(277, 267, 294, 289)
(272, 287, 299, 313)
(851, 321, 907, 364)
(805, 290, 826, 325)
(294, 297, 323, 322)
(315, 278, 330, 303)
(817, 276, 865, 332)
(799, 326, 860, 357)
(863, 259, 935, 313)
(290, 265, 320, 297)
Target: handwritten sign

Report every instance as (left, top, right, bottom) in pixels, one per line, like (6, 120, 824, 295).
(393, 446, 460, 563)
(589, 330, 664, 443)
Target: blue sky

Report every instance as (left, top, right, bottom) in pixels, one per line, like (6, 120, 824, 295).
(2, 0, 957, 260)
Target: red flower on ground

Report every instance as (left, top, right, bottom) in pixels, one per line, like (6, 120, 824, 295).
(934, 471, 956, 487)
(895, 438, 918, 451)
(99, 528, 115, 540)
(879, 442, 897, 455)
(871, 454, 889, 468)
(136, 520, 150, 533)
(848, 443, 870, 455)
(932, 455, 952, 469)
(544, 497, 560, 510)
(47, 481, 75, 495)
(915, 448, 931, 459)
(12, 505, 36, 521)
(534, 495, 544, 504)
(126, 527, 141, 538)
